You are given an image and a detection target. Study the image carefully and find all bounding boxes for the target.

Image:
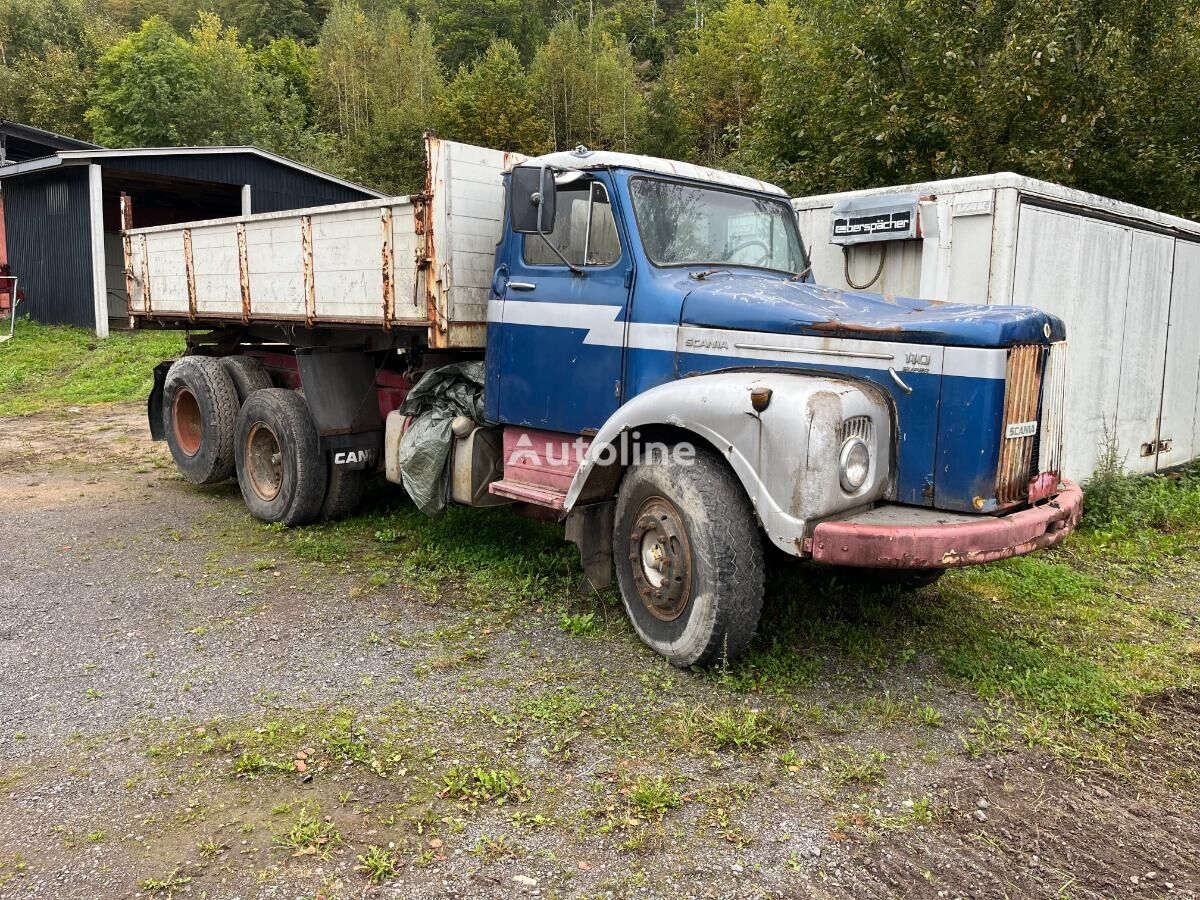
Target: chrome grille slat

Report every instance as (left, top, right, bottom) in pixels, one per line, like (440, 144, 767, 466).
(1038, 341, 1068, 477)
(996, 344, 1045, 505)
(840, 415, 873, 445)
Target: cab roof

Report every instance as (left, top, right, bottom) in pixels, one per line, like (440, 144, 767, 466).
(516, 146, 789, 199)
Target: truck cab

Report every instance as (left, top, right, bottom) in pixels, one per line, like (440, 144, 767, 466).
(480, 148, 1080, 665)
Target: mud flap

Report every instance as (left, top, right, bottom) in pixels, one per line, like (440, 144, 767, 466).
(296, 348, 385, 473)
(565, 500, 615, 591)
(147, 360, 173, 441)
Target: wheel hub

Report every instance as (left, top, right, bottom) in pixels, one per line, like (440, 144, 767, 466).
(172, 387, 202, 457)
(628, 497, 692, 621)
(246, 422, 283, 502)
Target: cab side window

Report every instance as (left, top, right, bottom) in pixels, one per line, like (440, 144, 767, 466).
(523, 181, 621, 267)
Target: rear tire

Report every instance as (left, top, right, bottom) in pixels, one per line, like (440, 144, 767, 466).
(162, 356, 238, 485)
(219, 355, 273, 404)
(613, 446, 764, 667)
(320, 466, 368, 521)
(234, 389, 327, 526)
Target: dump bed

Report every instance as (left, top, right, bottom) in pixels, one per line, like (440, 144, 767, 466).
(123, 137, 522, 348)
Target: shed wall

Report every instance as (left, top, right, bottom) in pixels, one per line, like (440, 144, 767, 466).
(3, 167, 94, 328)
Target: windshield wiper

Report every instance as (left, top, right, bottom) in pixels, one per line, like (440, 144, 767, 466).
(690, 268, 731, 281)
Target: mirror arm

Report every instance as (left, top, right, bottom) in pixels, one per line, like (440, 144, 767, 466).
(536, 234, 584, 274)
(533, 164, 583, 274)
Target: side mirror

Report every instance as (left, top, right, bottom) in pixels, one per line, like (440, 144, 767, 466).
(510, 165, 557, 235)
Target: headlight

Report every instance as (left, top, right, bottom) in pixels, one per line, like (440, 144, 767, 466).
(839, 437, 870, 492)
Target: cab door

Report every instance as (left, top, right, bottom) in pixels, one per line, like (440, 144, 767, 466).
(494, 176, 632, 434)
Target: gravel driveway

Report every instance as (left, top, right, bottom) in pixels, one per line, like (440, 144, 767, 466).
(1, 403, 1197, 899)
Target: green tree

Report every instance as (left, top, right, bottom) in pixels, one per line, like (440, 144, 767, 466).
(255, 36, 319, 122)
(639, 79, 689, 160)
(221, 0, 318, 45)
(531, 17, 645, 152)
(415, 0, 534, 70)
(666, 0, 794, 165)
(0, 0, 86, 65)
(86, 14, 307, 150)
(313, 1, 442, 192)
(596, 0, 669, 71)
(0, 15, 120, 140)
(439, 38, 547, 152)
(742, 0, 1200, 217)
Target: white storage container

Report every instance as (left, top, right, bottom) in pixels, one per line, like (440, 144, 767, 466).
(124, 136, 523, 349)
(794, 174, 1200, 480)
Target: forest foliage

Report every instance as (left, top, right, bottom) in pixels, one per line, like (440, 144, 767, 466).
(1, 0, 1198, 216)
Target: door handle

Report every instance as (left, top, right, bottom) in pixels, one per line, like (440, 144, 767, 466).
(508, 281, 537, 291)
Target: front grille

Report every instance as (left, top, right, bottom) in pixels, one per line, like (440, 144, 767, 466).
(1037, 341, 1068, 479)
(840, 415, 873, 445)
(996, 344, 1045, 505)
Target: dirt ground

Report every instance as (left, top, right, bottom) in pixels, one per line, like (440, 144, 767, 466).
(1, 403, 1198, 899)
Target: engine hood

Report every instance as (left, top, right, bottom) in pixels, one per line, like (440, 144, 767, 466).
(679, 273, 1065, 348)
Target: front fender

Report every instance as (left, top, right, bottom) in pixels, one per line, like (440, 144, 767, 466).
(564, 371, 893, 554)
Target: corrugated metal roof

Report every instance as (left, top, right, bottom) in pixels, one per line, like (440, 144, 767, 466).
(0, 145, 382, 198)
(0, 119, 99, 152)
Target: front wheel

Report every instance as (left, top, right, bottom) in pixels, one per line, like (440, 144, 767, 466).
(613, 446, 764, 668)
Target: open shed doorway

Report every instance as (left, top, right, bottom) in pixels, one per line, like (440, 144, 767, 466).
(99, 169, 244, 323)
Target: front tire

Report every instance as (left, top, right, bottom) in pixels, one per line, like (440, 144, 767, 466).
(234, 389, 327, 526)
(613, 446, 764, 667)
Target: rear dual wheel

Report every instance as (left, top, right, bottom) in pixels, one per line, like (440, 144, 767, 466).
(163, 356, 238, 485)
(321, 466, 368, 521)
(164, 355, 367, 525)
(219, 354, 273, 403)
(235, 389, 328, 526)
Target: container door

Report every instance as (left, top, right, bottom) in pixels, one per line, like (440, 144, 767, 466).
(1114, 232, 1175, 473)
(495, 177, 632, 435)
(1156, 239, 1200, 470)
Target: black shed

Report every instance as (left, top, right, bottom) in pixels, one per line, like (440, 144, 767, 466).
(0, 143, 381, 335)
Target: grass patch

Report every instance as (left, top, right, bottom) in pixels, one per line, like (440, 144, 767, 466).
(665, 704, 783, 752)
(356, 845, 401, 883)
(273, 803, 341, 857)
(1084, 439, 1200, 538)
(627, 775, 682, 819)
(826, 747, 888, 786)
(137, 871, 191, 895)
(560, 611, 603, 636)
(0, 322, 184, 416)
(149, 706, 410, 780)
(440, 765, 527, 805)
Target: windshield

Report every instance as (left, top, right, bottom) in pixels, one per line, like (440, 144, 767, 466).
(629, 177, 807, 275)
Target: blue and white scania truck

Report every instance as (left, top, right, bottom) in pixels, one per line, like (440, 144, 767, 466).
(125, 136, 1081, 667)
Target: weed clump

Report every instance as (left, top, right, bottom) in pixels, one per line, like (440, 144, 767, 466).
(441, 765, 527, 805)
(1083, 436, 1200, 536)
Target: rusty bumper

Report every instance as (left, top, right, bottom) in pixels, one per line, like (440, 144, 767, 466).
(809, 480, 1083, 569)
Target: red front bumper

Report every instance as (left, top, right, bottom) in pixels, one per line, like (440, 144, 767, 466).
(809, 481, 1083, 569)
